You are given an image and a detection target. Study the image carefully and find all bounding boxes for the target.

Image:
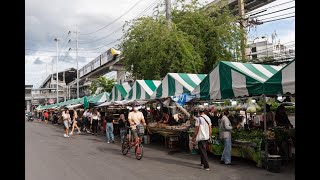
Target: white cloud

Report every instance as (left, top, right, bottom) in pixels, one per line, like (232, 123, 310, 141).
(26, 0, 295, 87)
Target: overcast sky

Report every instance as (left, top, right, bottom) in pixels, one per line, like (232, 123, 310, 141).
(25, 0, 295, 88)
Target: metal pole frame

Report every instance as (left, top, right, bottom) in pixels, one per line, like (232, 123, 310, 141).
(55, 38, 59, 104)
(262, 94, 268, 169)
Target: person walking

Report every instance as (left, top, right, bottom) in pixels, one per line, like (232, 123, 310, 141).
(90, 109, 100, 136)
(118, 110, 126, 143)
(105, 112, 115, 143)
(69, 109, 81, 135)
(62, 108, 71, 138)
(44, 111, 49, 124)
(219, 108, 233, 165)
(191, 105, 212, 171)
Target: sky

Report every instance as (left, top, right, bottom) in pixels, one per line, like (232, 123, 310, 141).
(25, 0, 295, 88)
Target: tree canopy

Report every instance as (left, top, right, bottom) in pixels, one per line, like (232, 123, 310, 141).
(89, 76, 115, 95)
(120, 0, 242, 79)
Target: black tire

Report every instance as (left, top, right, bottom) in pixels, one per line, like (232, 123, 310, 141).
(135, 144, 143, 160)
(121, 138, 129, 155)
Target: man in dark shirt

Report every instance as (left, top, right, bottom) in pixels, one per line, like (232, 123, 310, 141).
(207, 106, 219, 127)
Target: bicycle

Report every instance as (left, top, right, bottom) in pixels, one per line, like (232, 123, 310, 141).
(121, 125, 144, 160)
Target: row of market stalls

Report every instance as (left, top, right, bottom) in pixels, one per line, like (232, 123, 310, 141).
(35, 60, 295, 170)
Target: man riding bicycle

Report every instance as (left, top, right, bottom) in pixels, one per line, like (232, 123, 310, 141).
(128, 103, 146, 145)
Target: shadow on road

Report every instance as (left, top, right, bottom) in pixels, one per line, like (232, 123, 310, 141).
(142, 155, 200, 169)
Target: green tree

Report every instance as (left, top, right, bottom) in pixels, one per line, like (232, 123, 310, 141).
(120, 0, 242, 79)
(89, 76, 115, 95)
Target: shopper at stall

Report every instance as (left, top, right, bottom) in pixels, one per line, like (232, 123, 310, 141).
(275, 104, 293, 128)
(91, 108, 100, 136)
(219, 108, 233, 165)
(82, 108, 91, 133)
(105, 111, 115, 143)
(191, 105, 212, 171)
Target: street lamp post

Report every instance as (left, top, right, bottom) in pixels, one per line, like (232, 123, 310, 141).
(54, 38, 60, 103)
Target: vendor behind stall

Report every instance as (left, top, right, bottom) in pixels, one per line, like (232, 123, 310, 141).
(260, 104, 275, 129)
(159, 108, 169, 124)
(275, 104, 293, 128)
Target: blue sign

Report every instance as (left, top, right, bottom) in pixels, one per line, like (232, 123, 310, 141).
(172, 93, 195, 106)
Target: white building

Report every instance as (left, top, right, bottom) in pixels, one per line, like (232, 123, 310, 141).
(247, 38, 295, 61)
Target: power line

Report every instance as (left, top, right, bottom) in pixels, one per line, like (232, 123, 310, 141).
(79, 0, 159, 45)
(25, 49, 56, 52)
(81, 39, 121, 51)
(259, 12, 295, 21)
(79, 27, 123, 44)
(79, 0, 159, 52)
(80, 0, 145, 36)
(247, 0, 295, 15)
(261, 15, 295, 23)
(250, 6, 295, 18)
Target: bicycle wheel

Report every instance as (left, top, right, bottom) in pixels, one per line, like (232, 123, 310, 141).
(135, 143, 143, 160)
(121, 138, 129, 155)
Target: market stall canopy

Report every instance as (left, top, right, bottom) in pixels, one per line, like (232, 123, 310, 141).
(109, 84, 131, 102)
(264, 59, 295, 95)
(151, 73, 207, 99)
(125, 80, 161, 100)
(192, 61, 284, 100)
(88, 92, 109, 104)
(66, 103, 83, 110)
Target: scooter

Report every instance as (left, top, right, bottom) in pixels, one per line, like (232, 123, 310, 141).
(27, 115, 33, 121)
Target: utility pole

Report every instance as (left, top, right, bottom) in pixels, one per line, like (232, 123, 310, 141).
(54, 38, 60, 103)
(51, 61, 53, 88)
(68, 27, 80, 98)
(165, 0, 172, 28)
(238, 0, 247, 62)
(75, 26, 79, 99)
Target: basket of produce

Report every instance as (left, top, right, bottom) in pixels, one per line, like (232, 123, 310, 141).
(264, 130, 276, 140)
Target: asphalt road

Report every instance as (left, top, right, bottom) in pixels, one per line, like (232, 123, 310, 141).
(26, 121, 294, 180)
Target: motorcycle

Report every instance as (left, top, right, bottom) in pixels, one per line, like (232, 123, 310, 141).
(27, 115, 33, 121)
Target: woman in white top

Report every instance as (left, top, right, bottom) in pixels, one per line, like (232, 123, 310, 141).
(62, 108, 71, 138)
(69, 109, 81, 135)
(90, 108, 100, 136)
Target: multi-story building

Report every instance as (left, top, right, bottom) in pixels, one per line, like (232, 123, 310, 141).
(247, 39, 295, 62)
(35, 68, 77, 105)
(25, 85, 33, 112)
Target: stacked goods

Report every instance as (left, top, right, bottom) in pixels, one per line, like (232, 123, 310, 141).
(148, 122, 158, 128)
(264, 130, 276, 140)
(232, 129, 264, 146)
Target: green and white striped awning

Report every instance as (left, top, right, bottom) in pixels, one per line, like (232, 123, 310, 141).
(151, 73, 207, 99)
(109, 84, 131, 102)
(125, 80, 161, 100)
(264, 60, 295, 95)
(88, 92, 109, 104)
(192, 61, 284, 100)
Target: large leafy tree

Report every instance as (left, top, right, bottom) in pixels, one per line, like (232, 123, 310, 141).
(120, 0, 241, 79)
(89, 76, 115, 95)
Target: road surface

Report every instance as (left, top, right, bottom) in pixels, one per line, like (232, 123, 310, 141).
(26, 121, 294, 180)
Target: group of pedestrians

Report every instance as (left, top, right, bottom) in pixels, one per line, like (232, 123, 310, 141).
(61, 107, 103, 138)
(191, 105, 233, 171)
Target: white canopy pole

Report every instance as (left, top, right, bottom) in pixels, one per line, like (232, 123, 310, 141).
(262, 94, 268, 169)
